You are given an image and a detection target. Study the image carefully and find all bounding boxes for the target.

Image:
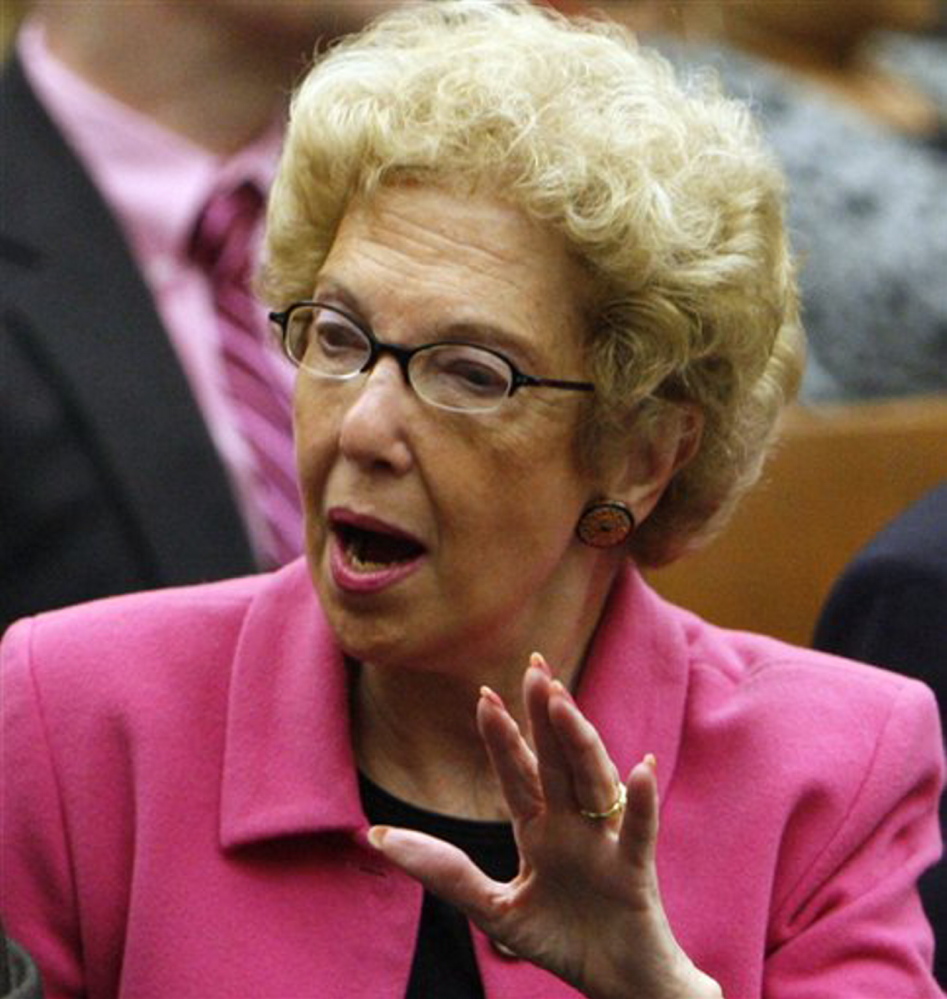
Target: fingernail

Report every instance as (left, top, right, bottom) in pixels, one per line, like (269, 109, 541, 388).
(367, 826, 388, 850)
(550, 679, 576, 706)
(529, 651, 552, 676)
(479, 684, 505, 708)
(644, 753, 657, 773)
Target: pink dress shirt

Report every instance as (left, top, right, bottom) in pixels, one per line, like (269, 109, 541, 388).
(1, 561, 943, 998)
(16, 20, 293, 563)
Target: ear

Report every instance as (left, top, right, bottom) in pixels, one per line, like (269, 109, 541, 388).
(611, 403, 703, 527)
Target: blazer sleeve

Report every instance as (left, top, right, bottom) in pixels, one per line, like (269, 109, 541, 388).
(0, 619, 85, 998)
(763, 680, 945, 998)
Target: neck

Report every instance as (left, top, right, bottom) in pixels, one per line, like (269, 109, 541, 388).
(352, 558, 622, 819)
(35, 5, 307, 155)
(353, 666, 506, 820)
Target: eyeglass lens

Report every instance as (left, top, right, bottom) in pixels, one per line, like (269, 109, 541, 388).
(284, 304, 516, 412)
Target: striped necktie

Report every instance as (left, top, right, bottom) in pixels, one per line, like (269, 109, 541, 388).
(189, 182, 303, 568)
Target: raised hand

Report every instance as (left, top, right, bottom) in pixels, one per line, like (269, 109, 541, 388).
(367, 653, 723, 999)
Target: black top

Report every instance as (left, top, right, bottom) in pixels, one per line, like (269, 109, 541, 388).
(0, 921, 44, 999)
(359, 774, 519, 998)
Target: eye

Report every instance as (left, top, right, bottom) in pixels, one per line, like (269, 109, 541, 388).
(307, 307, 370, 373)
(422, 345, 512, 400)
(313, 308, 365, 352)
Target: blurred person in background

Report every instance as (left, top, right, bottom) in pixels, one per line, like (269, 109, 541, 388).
(596, 0, 947, 403)
(0, 2, 393, 633)
(0, 1, 27, 57)
(816, 481, 947, 742)
(633, 0, 947, 137)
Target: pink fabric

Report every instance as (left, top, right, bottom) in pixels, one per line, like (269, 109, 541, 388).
(1, 562, 943, 998)
(189, 183, 303, 566)
(16, 19, 293, 563)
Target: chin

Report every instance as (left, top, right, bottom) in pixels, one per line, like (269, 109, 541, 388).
(323, 597, 462, 676)
(317, 584, 405, 667)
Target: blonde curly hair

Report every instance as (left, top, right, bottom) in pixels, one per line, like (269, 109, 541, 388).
(261, 0, 805, 567)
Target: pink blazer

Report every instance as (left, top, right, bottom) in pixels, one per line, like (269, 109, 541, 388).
(1, 560, 943, 998)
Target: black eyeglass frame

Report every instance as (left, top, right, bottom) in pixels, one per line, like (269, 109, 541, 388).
(268, 301, 596, 404)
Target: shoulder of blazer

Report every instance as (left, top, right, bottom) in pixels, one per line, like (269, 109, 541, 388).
(0, 54, 259, 587)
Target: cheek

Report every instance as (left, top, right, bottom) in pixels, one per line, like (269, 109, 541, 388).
(456, 397, 583, 463)
(444, 425, 589, 543)
(293, 388, 339, 492)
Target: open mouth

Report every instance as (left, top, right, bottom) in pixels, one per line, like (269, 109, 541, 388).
(334, 522, 426, 571)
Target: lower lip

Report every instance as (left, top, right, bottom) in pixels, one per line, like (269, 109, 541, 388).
(328, 533, 425, 595)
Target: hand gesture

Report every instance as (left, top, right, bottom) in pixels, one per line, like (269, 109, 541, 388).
(367, 654, 723, 999)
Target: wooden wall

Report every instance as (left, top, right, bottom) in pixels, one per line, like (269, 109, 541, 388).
(646, 397, 947, 645)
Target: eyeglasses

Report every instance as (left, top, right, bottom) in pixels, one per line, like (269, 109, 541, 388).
(269, 301, 595, 414)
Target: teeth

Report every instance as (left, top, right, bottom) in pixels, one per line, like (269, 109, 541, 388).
(348, 549, 390, 572)
(341, 526, 419, 570)
(345, 536, 400, 572)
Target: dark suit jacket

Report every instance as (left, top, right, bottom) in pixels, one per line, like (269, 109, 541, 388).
(814, 483, 947, 713)
(813, 481, 947, 986)
(0, 56, 259, 634)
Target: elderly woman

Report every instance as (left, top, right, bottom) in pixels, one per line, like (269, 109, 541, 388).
(1, 3, 942, 997)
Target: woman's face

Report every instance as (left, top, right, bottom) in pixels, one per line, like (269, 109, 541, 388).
(294, 184, 604, 674)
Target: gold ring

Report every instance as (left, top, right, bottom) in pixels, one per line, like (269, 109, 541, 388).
(579, 783, 627, 821)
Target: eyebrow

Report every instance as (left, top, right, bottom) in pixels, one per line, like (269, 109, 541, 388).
(312, 273, 545, 370)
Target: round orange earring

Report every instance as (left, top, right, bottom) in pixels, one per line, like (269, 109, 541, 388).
(575, 501, 635, 548)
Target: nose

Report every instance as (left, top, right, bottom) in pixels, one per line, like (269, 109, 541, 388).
(337, 357, 414, 474)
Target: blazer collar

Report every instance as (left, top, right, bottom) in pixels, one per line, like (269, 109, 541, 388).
(219, 562, 692, 847)
(220, 559, 366, 849)
(575, 567, 690, 805)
